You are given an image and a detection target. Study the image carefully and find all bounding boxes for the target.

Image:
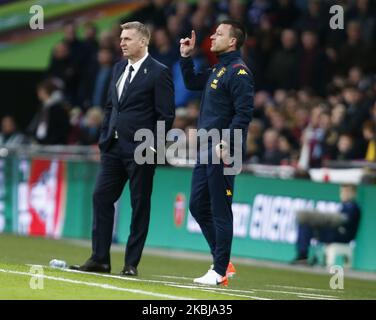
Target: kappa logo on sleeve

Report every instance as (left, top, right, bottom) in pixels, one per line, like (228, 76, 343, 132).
(237, 69, 248, 75)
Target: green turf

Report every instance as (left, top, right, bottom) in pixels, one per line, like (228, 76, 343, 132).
(1, 234, 376, 300)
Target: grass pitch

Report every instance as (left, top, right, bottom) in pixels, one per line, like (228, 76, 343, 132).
(1, 234, 376, 300)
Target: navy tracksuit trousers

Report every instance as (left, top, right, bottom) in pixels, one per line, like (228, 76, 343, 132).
(189, 162, 235, 276)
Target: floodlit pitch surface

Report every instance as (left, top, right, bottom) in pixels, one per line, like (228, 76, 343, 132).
(1, 234, 375, 300)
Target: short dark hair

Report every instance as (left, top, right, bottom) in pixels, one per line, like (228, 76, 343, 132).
(37, 79, 58, 96)
(220, 19, 246, 50)
(363, 120, 375, 133)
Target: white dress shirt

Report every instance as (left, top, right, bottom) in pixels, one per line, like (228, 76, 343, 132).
(116, 52, 149, 100)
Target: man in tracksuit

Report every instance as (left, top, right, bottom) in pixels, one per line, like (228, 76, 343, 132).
(180, 20, 254, 285)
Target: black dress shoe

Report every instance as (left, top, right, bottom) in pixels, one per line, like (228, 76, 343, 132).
(69, 259, 111, 273)
(120, 265, 138, 276)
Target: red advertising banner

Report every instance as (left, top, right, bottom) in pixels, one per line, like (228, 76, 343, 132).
(27, 159, 66, 237)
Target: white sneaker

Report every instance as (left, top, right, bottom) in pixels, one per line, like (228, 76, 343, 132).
(193, 269, 228, 286)
(210, 262, 236, 278)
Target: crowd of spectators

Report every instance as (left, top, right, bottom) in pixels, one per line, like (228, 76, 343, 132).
(1, 0, 375, 170)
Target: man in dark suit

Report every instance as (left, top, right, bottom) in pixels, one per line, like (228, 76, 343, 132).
(72, 21, 175, 276)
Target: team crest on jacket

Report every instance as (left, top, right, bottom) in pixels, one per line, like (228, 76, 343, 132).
(216, 67, 226, 77)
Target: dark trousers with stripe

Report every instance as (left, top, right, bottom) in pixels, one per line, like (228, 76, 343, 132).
(91, 139, 155, 267)
(189, 162, 235, 276)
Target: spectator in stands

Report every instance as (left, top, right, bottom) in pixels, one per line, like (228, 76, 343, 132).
(341, 85, 370, 157)
(0, 115, 28, 147)
(371, 100, 376, 124)
(82, 22, 99, 64)
(274, 0, 300, 29)
(227, 0, 251, 32)
(172, 108, 190, 131)
(252, 90, 272, 127)
(166, 15, 184, 44)
(331, 103, 346, 135)
(67, 107, 84, 145)
(246, 119, 264, 163)
(317, 110, 338, 162)
(61, 20, 86, 105)
(172, 47, 205, 107)
(278, 134, 296, 165)
(185, 100, 200, 127)
(47, 41, 78, 104)
(291, 107, 309, 143)
(150, 28, 179, 69)
(297, 104, 325, 169)
(346, 0, 376, 45)
(80, 47, 114, 110)
(78, 107, 103, 145)
(190, 6, 214, 64)
(362, 120, 376, 162)
(27, 79, 70, 145)
(266, 29, 299, 90)
(337, 21, 373, 76)
(261, 128, 286, 165)
(294, 0, 326, 40)
(298, 29, 330, 95)
(246, 0, 274, 31)
(292, 184, 361, 265)
(269, 109, 298, 150)
(122, 0, 172, 28)
(247, 14, 279, 90)
(335, 133, 358, 161)
(99, 29, 116, 51)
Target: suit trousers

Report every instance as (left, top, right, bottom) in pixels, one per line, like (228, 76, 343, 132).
(91, 139, 155, 267)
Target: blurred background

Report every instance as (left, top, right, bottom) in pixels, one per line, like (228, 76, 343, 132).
(0, 0, 376, 272)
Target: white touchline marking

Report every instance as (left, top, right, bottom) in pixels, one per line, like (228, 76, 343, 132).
(24, 265, 340, 300)
(166, 284, 271, 300)
(267, 284, 341, 293)
(0, 268, 194, 300)
(297, 295, 340, 300)
(58, 267, 181, 285)
(153, 275, 193, 280)
(256, 289, 339, 299)
(198, 288, 270, 300)
(26, 264, 44, 268)
(167, 283, 256, 294)
(55, 267, 270, 299)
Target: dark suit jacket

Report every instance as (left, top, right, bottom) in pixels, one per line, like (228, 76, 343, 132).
(27, 100, 70, 145)
(98, 55, 175, 155)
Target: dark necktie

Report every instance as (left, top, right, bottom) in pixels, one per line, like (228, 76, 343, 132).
(119, 65, 134, 102)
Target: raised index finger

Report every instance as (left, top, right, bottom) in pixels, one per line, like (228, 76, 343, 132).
(191, 30, 196, 45)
